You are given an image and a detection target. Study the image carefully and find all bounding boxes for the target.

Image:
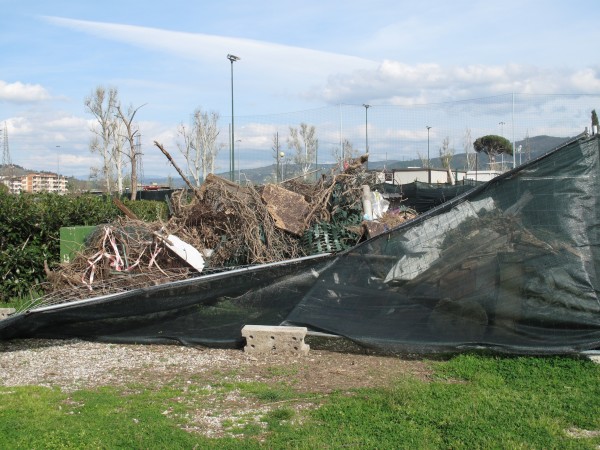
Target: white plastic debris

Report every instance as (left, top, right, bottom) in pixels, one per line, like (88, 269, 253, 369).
(164, 234, 205, 272)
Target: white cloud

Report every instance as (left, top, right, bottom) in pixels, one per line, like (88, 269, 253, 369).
(320, 61, 600, 105)
(5, 11, 597, 177)
(42, 16, 377, 81)
(0, 80, 51, 103)
(570, 68, 600, 92)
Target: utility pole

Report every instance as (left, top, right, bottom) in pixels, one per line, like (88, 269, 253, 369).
(363, 104, 370, 170)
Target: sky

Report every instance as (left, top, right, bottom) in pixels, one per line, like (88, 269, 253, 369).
(2, 0, 600, 180)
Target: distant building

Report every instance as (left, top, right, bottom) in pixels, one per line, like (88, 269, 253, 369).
(0, 176, 22, 194)
(464, 170, 503, 182)
(1, 173, 68, 194)
(377, 167, 467, 185)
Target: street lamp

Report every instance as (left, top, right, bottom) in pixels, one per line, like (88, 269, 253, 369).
(363, 104, 370, 170)
(426, 126, 432, 168)
(227, 54, 240, 182)
(55, 145, 60, 175)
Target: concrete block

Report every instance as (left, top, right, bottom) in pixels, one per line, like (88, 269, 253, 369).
(588, 355, 600, 364)
(0, 308, 16, 320)
(242, 325, 309, 355)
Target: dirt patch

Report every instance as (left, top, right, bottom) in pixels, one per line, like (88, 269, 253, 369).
(0, 338, 433, 438)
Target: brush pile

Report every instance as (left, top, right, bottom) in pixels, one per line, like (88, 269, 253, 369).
(40, 150, 416, 304)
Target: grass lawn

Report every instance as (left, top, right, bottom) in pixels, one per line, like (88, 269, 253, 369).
(0, 353, 598, 449)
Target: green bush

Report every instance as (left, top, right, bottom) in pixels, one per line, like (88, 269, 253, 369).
(122, 199, 168, 222)
(0, 192, 168, 301)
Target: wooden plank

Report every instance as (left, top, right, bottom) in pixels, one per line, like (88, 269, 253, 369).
(261, 184, 311, 236)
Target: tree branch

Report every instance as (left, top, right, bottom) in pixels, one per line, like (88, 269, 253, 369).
(154, 141, 201, 199)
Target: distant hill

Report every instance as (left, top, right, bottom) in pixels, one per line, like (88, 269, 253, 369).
(0, 164, 28, 177)
(383, 135, 572, 173)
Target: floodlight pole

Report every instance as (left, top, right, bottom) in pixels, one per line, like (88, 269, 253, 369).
(426, 126, 432, 183)
(55, 145, 60, 175)
(499, 121, 505, 171)
(363, 104, 370, 170)
(227, 54, 240, 182)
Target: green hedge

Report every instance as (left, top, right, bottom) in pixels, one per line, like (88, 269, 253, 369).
(0, 192, 168, 301)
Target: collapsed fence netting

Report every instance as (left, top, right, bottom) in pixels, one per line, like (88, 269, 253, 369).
(2, 132, 600, 355)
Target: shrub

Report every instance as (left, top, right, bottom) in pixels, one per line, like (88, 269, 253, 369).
(122, 199, 168, 222)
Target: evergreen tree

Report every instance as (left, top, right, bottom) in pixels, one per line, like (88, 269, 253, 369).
(473, 134, 513, 168)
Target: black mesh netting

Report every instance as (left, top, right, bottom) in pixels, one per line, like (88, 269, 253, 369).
(2, 134, 600, 354)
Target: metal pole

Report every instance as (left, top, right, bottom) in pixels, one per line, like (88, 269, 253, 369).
(512, 92, 516, 169)
(55, 145, 60, 175)
(228, 123, 231, 177)
(230, 62, 234, 181)
(227, 54, 240, 182)
(236, 139, 241, 183)
(339, 104, 343, 166)
(426, 126, 431, 183)
(276, 132, 280, 182)
(363, 104, 370, 170)
(499, 121, 505, 171)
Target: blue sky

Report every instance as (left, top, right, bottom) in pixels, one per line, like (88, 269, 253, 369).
(2, 0, 600, 179)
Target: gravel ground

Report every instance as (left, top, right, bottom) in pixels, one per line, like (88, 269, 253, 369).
(0, 338, 431, 392)
(0, 338, 432, 438)
(3, 338, 597, 440)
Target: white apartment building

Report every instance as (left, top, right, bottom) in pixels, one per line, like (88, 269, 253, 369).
(1, 173, 68, 194)
(0, 176, 22, 194)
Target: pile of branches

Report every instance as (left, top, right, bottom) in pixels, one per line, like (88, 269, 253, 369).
(41, 218, 193, 301)
(39, 147, 391, 304)
(171, 174, 304, 267)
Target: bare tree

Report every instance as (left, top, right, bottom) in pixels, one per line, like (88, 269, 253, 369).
(177, 108, 221, 186)
(115, 103, 145, 200)
(111, 119, 127, 195)
(439, 136, 454, 170)
(271, 132, 284, 182)
(417, 151, 429, 168)
(287, 123, 318, 178)
(177, 123, 195, 182)
(85, 86, 118, 193)
(331, 139, 358, 170)
(463, 128, 476, 171)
